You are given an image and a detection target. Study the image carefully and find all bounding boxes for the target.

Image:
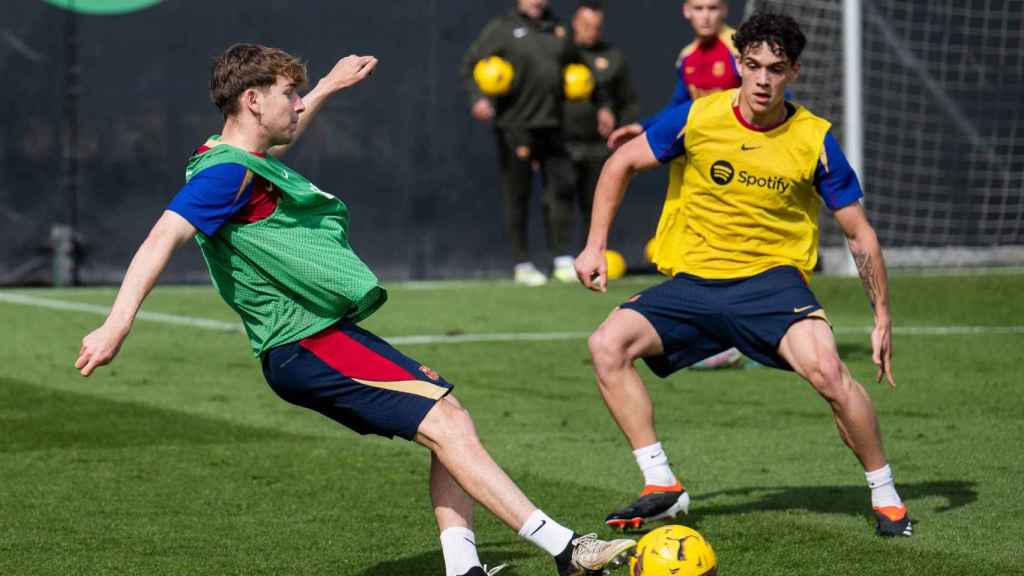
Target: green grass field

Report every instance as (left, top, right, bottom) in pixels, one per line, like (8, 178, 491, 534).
(2, 272, 1023, 575)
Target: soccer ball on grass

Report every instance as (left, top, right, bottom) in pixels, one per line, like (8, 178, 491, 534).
(629, 525, 717, 576)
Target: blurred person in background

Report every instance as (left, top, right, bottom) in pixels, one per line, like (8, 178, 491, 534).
(608, 0, 738, 149)
(463, 0, 612, 285)
(563, 0, 639, 247)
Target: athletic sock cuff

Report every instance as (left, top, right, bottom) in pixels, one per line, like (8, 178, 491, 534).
(865, 464, 893, 488)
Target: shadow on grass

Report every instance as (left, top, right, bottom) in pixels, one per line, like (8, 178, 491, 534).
(356, 481, 977, 574)
(358, 540, 532, 576)
(679, 479, 976, 530)
(0, 376, 297, 452)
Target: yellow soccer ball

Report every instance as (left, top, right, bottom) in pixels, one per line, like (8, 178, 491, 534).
(473, 56, 515, 97)
(606, 249, 627, 280)
(563, 63, 595, 101)
(629, 525, 717, 576)
(644, 236, 657, 263)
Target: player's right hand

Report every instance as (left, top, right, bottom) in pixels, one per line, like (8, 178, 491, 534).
(575, 246, 608, 293)
(76, 324, 126, 377)
(471, 98, 495, 122)
(607, 123, 644, 151)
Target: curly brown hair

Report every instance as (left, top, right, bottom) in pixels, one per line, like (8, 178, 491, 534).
(733, 11, 807, 64)
(210, 43, 308, 117)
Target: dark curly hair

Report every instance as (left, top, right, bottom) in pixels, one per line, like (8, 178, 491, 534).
(732, 11, 807, 64)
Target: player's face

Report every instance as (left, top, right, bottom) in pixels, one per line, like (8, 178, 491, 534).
(683, 0, 727, 40)
(572, 7, 604, 47)
(517, 0, 548, 20)
(258, 75, 305, 146)
(738, 42, 799, 116)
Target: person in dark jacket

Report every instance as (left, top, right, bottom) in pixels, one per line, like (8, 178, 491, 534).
(463, 0, 611, 285)
(562, 0, 639, 258)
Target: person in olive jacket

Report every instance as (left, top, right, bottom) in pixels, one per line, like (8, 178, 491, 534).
(563, 0, 640, 240)
(463, 0, 611, 285)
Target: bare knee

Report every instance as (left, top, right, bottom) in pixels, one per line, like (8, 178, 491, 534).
(804, 354, 849, 403)
(427, 396, 480, 451)
(588, 325, 632, 378)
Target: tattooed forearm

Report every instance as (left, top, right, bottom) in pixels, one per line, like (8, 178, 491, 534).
(853, 250, 880, 309)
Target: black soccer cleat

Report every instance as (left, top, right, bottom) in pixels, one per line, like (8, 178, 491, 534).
(605, 482, 690, 531)
(874, 505, 913, 537)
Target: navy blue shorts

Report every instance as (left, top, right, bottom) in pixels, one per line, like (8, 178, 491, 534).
(261, 321, 453, 440)
(620, 266, 829, 376)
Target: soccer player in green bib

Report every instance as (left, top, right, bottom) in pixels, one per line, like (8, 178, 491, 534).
(574, 13, 913, 537)
(75, 44, 635, 576)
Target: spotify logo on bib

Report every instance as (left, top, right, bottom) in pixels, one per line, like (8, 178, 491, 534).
(710, 160, 735, 185)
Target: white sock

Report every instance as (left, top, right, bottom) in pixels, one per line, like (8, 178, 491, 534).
(634, 442, 678, 487)
(440, 527, 481, 576)
(518, 509, 574, 557)
(865, 464, 903, 508)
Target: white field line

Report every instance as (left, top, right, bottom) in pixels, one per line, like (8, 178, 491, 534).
(3, 292, 1024, 345)
(0, 292, 242, 332)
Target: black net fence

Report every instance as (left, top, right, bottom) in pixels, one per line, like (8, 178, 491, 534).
(2, 0, 702, 285)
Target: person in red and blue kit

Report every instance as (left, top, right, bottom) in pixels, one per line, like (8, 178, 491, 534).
(608, 0, 739, 146)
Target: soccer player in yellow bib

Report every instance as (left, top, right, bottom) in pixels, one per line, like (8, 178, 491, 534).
(574, 12, 912, 538)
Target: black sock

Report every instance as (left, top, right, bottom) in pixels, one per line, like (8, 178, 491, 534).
(554, 532, 578, 573)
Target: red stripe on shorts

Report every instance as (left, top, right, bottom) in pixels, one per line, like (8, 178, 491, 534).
(299, 328, 414, 381)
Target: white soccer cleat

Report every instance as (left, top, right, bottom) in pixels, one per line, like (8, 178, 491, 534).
(552, 255, 577, 283)
(514, 262, 548, 286)
(558, 533, 636, 576)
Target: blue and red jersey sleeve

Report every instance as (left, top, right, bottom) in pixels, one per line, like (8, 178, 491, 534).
(814, 132, 863, 210)
(167, 163, 254, 237)
(644, 101, 693, 163)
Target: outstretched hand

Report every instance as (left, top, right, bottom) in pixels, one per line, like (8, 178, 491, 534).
(323, 55, 378, 91)
(871, 320, 895, 388)
(75, 324, 126, 377)
(574, 246, 608, 292)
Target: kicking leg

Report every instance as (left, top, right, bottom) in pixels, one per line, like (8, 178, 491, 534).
(417, 396, 636, 574)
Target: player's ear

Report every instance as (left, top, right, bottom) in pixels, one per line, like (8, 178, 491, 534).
(790, 61, 801, 82)
(242, 88, 261, 116)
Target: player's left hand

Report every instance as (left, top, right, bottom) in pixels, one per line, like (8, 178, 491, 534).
(597, 107, 616, 138)
(574, 246, 608, 293)
(871, 318, 895, 388)
(324, 55, 378, 91)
